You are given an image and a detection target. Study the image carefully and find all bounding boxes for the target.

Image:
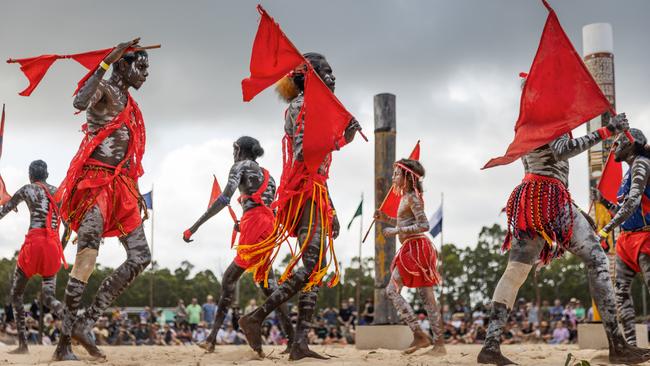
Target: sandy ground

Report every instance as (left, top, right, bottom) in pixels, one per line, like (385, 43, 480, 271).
(0, 344, 638, 366)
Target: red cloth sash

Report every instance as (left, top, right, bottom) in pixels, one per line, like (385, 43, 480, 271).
(56, 94, 146, 235)
(616, 231, 650, 273)
(234, 205, 275, 282)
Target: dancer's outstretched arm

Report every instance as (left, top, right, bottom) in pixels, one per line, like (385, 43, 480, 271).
(0, 185, 26, 219)
(550, 113, 628, 161)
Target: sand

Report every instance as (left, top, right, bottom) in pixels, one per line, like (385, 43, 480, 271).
(0, 344, 630, 366)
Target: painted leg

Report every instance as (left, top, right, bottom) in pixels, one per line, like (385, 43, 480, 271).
(239, 200, 322, 358)
(260, 272, 295, 353)
(568, 208, 650, 363)
(418, 286, 446, 355)
(41, 275, 63, 319)
(386, 269, 432, 354)
(615, 256, 637, 345)
(478, 235, 540, 365)
(200, 261, 244, 353)
(53, 206, 102, 361)
(76, 224, 150, 358)
(9, 267, 29, 354)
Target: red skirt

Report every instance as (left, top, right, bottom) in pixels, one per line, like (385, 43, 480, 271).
(17, 228, 66, 278)
(391, 235, 440, 288)
(503, 173, 574, 264)
(234, 205, 275, 282)
(616, 231, 650, 273)
(64, 164, 143, 238)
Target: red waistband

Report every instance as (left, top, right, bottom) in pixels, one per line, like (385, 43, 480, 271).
(84, 158, 118, 170)
(523, 173, 564, 186)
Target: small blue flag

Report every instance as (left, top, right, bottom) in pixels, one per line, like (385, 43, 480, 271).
(142, 190, 153, 210)
(429, 204, 442, 239)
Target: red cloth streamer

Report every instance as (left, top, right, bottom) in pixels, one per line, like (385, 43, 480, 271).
(378, 141, 421, 218)
(7, 48, 114, 97)
(241, 5, 305, 102)
(0, 175, 11, 205)
(598, 149, 622, 203)
(55, 95, 146, 208)
(302, 69, 354, 174)
(482, 0, 612, 169)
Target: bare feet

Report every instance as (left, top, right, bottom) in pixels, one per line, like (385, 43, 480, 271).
(239, 314, 265, 358)
(609, 343, 650, 364)
(288, 342, 328, 361)
(52, 335, 79, 361)
(72, 319, 106, 359)
(8, 344, 28, 354)
(477, 347, 516, 365)
(403, 329, 433, 355)
(426, 343, 447, 356)
(198, 341, 215, 353)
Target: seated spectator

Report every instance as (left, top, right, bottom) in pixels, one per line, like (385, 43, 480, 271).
(323, 326, 347, 345)
(116, 326, 136, 345)
(163, 323, 180, 345)
(549, 321, 570, 344)
(177, 323, 193, 345)
(93, 317, 110, 345)
(418, 313, 431, 334)
(134, 321, 151, 345)
(217, 324, 238, 345)
(361, 299, 374, 325)
(193, 322, 208, 344)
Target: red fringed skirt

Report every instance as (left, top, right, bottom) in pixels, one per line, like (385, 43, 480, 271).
(616, 231, 650, 273)
(17, 228, 67, 278)
(234, 205, 275, 282)
(503, 173, 574, 264)
(392, 235, 441, 288)
(64, 162, 143, 238)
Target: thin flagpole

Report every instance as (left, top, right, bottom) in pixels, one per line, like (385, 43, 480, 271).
(356, 192, 363, 317)
(439, 192, 445, 314)
(149, 185, 155, 310)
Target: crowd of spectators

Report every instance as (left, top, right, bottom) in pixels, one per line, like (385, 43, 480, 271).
(0, 294, 633, 348)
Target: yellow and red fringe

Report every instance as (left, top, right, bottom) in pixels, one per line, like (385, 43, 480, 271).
(236, 181, 339, 292)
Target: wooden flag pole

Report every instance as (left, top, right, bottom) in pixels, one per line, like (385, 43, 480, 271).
(362, 185, 396, 243)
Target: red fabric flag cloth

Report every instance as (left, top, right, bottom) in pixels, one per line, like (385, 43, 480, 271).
(378, 141, 422, 218)
(208, 175, 239, 221)
(0, 175, 11, 205)
(482, 0, 612, 169)
(241, 5, 305, 102)
(208, 175, 222, 208)
(7, 47, 113, 96)
(598, 149, 622, 203)
(302, 69, 355, 174)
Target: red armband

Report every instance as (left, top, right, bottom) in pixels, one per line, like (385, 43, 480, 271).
(597, 127, 613, 140)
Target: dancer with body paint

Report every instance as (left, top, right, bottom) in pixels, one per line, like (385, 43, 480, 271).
(183, 136, 295, 353)
(1, 160, 65, 354)
(477, 114, 650, 365)
(596, 128, 650, 346)
(374, 158, 446, 355)
(53, 38, 152, 361)
(238, 53, 361, 360)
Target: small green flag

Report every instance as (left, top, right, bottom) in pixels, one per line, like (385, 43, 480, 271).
(347, 198, 363, 230)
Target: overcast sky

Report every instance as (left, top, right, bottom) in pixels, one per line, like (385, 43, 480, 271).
(1, 0, 649, 276)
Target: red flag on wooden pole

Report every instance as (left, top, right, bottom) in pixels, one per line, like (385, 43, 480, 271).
(378, 141, 422, 218)
(7, 48, 113, 96)
(482, 0, 612, 169)
(241, 5, 305, 102)
(598, 149, 622, 203)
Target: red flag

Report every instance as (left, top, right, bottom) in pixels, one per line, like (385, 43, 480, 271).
(208, 175, 222, 208)
(0, 175, 11, 205)
(378, 141, 422, 218)
(302, 69, 355, 174)
(598, 149, 622, 203)
(482, 0, 612, 169)
(241, 5, 305, 102)
(209, 175, 239, 222)
(8, 47, 114, 96)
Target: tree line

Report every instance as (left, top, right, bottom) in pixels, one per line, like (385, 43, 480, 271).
(1, 223, 646, 314)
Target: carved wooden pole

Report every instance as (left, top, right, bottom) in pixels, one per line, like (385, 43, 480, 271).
(373, 93, 398, 324)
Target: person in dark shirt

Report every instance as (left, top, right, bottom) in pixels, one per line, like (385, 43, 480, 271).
(134, 322, 150, 345)
(361, 299, 374, 325)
